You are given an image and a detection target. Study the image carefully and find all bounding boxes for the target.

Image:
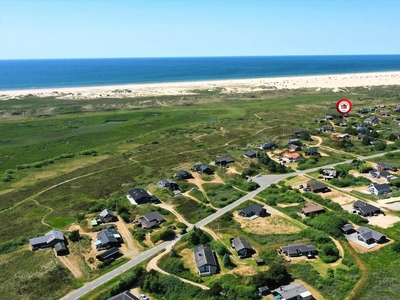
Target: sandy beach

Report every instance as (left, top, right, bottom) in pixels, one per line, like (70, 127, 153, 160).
(1, 71, 399, 101)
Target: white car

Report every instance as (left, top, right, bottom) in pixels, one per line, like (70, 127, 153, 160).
(140, 294, 149, 300)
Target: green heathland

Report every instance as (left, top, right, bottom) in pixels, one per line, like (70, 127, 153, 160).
(1, 85, 400, 299)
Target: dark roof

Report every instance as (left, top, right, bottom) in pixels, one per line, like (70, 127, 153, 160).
(307, 180, 328, 190)
(244, 150, 257, 157)
(107, 290, 139, 300)
(29, 235, 49, 247)
(280, 242, 317, 256)
(357, 226, 386, 241)
(240, 204, 265, 216)
(353, 200, 380, 215)
(370, 183, 391, 191)
(100, 209, 116, 218)
(306, 148, 319, 154)
(232, 237, 253, 251)
(29, 229, 65, 247)
(258, 286, 270, 292)
(215, 156, 235, 164)
(127, 188, 151, 200)
(175, 170, 192, 178)
(157, 178, 178, 187)
(341, 223, 355, 232)
(287, 138, 299, 144)
(194, 164, 210, 171)
(45, 229, 65, 244)
(96, 247, 120, 261)
(54, 242, 67, 253)
(141, 211, 165, 223)
(97, 227, 121, 245)
(194, 245, 217, 268)
(260, 142, 277, 149)
(369, 170, 395, 179)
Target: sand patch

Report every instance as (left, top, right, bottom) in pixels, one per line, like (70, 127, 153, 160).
(277, 203, 301, 208)
(330, 195, 358, 205)
(230, 265, 258, 276)
(3, 71, 400, 101)
(226, 166, 241, 175)
(349, 239, 393, 253)
(365, 214, 400, 228)
(180, 248, 198, 274)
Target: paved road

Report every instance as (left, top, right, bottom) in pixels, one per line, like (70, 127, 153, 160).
(62, 238, 180, 300)
(63, 175, 285, 300)
(63, 150, 397, 300)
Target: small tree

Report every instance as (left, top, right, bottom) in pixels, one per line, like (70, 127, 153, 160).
(362, 136, 371, 146)
(69, 230, 81, 242)
(300, 131, 312, 141)
(392, 241, 400, 253)
(373, 142, 386, 151)
(388, 133, 398, 141)
(170, 247, 179, 258)
(223, 253, 232, 267)
(267, 161, 277, 172)
(259, 153, 271, 165)
(209, 282, 223, 296)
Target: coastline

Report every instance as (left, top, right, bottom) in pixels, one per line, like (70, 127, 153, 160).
(1, 71, 400, 100)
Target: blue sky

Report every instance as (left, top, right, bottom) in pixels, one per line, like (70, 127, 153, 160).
(0, 0, 399, 59)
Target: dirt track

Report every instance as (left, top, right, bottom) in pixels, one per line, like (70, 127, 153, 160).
(146, 244, 210, 290)
(58, 255, 84, 278)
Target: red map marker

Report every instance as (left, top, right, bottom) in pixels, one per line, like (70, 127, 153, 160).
(336, 98, 352, 114)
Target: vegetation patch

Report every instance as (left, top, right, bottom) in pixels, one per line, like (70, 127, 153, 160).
(171, 196, 216, 223)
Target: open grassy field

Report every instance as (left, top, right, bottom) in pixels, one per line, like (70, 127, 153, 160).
(1, 85, 400, 299)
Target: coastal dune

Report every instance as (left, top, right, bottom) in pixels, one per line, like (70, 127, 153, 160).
(1, 71, 399, 100)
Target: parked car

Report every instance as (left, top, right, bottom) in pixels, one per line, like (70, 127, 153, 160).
(168, 225, 176, 230)
(140, 295, 149, 300)
(179, 228, 187, 235)
(298, 184, 303, 189)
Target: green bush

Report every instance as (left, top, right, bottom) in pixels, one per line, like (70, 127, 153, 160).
(210, 240, 231, 256)
(150, 229, 175, 244)
(176, 222, 187, 229)
(80, 149, 98, 155)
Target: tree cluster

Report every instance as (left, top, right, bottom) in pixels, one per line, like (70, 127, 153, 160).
(188, 227, 211, 246)
(251, 263, 290, 287)
(259, 154, 287, 173)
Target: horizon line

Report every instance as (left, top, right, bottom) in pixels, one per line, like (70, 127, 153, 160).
(1, 53, 400, 61)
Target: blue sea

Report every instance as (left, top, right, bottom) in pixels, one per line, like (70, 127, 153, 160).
(1, 55, 400, 91)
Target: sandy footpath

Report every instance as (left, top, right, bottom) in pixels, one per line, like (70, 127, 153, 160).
(1, 71, 400, 100)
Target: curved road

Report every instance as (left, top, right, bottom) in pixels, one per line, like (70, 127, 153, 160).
(63, 150, 397, 300)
